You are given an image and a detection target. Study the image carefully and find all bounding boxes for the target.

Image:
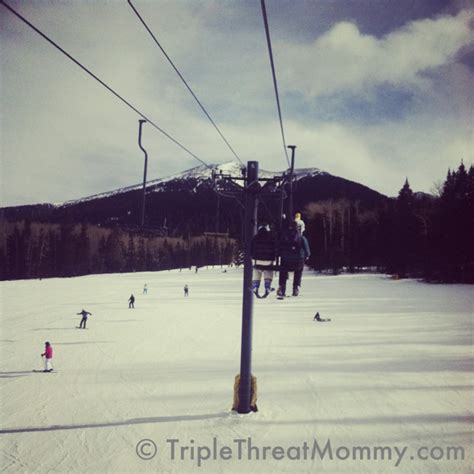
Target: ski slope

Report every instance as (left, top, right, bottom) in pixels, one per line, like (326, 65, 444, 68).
(1, 269, 473, 473)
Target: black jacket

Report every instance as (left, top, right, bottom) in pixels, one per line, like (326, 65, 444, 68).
(251, 228, 276, 261)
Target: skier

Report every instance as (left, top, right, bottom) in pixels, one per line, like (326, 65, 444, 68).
(41, 341, 53, 372)
(143, 283, 148, 295)
(251, 223, 276, 298)
(277, 220, 311, 298)
(184, 284, 189, 297)
(128, 294, 135, 308)
(77, 309, 92, 329)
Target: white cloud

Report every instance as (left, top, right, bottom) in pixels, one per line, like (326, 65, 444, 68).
(282, 10, 474, 97)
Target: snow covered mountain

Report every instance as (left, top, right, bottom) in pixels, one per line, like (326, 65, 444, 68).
(57, 161, 327, 208)
(0, 161, 387, 235)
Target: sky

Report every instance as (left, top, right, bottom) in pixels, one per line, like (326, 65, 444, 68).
(1, 0, 473, 206)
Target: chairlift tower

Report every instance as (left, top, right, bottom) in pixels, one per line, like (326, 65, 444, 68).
(213, 161, 285, 413)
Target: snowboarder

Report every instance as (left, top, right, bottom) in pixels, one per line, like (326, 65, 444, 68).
(41, 341, 53, 372)
(277, 220, 311, 298)
(128, 294, 135, 308)
(314, 312, 331, 322)
(77, 309, 92, 329)
(251, 223, 277, 298)
(184, 284, 189, 297)
(143, 283, 148, 295)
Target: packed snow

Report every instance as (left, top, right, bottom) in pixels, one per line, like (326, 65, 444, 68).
(1, 268, 472, 473)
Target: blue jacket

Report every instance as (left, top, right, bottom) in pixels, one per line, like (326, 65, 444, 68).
(279, 232, 311, 271)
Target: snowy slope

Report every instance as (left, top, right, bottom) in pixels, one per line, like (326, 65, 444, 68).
(1, 269, 473, 473)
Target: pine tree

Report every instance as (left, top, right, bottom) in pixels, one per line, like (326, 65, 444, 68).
(75, 224, 91, 276)
(104, 228, 124, 273)
(6, 226, 22, 279)
(393, 179, 421, 278)
(125, 234, 136, 272)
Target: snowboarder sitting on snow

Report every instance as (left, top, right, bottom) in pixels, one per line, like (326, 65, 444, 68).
(41, 341, 53, 372)
(251, 223, 277, 298)
(128, 294, 135, 309)
(313, 312, 330, 322)
(277, 220, 311, 297)
(77, 309, 92, 329)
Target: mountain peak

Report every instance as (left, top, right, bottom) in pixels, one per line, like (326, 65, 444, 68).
(59, 161, 325, 207)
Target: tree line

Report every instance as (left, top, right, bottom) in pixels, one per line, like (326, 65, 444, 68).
(1, 161, 472, 283)
(0, 222, 236, 280)
(304, 161, 473, 283)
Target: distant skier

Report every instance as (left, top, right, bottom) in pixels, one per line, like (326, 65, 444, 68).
(251, 223, 277, 298)
(128, 294, 135, 309)
(77, 309, 92, 329)
(143, 283, 148, 295)
(314, 312, 330, 322)
(41, 341, 53, 372)
(184, 284, 189, 297)
(277, 220, 311, 298)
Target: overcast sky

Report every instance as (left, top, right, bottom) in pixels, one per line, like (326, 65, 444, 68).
(1, 0, 473, 206)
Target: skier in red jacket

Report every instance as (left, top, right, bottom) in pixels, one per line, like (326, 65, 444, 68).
(41, 341, 53, 372)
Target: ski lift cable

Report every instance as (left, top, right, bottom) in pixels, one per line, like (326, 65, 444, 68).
(260, 0, 290, 168)
(1, 0, 212, 170)
(128, 0, 244, 167)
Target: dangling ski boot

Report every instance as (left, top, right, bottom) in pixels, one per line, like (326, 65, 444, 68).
(262, 278, 272, 298)
(252, 280, 261, 298)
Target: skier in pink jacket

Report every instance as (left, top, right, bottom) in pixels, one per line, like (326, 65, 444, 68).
(41, 341, 53, 372)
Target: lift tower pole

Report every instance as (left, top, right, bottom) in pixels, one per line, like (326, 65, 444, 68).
(287, 145, 297, 219)
(238, 161, 259, 413)
(138, 119, 148, 227)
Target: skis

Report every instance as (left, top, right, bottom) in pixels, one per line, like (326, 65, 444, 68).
(254, 288, 275, 299)
(32, 369, 56, 373)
